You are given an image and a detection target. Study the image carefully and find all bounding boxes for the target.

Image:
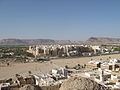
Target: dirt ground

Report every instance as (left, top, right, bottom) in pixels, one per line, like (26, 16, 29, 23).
(0, 54, 120, 79)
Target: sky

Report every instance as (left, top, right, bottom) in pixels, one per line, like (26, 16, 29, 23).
(0, 0, 120, 41)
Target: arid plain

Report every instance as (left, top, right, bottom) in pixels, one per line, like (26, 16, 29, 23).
(0, 54, 120, 79)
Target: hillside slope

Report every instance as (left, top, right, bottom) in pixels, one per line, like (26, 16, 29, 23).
(84, 37, 120, 45)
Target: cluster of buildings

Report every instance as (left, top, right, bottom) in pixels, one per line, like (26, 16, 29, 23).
(27, 45, 114, 58)
(27, 45, 92, 57)
(0, 67, 69, 90)
(85, 59, 120, 89)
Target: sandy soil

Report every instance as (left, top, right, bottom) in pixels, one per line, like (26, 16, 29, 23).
(0, 54, 120, 79)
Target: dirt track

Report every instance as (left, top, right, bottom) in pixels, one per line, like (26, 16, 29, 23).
(0, 54, 120, 79)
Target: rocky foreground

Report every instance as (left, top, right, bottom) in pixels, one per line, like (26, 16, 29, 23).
(60, 76, 109, 90)
(16, 76, 109, 90)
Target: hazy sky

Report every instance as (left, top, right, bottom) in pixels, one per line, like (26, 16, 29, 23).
(0, 0, 120, 40)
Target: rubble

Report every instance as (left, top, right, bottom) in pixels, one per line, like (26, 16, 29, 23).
(0, 67, 69, 90)
(60, 76, 109, 90)
(84, 58, 120, 89)
(1, 58, 120, 90)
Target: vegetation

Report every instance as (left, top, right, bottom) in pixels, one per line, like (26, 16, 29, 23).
(0, 45, 34, 59)
(114, 47, 120, 51)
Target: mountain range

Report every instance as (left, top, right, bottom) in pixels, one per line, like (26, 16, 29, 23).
(0, 39, 82, 45)
(0, 37, 120, 45)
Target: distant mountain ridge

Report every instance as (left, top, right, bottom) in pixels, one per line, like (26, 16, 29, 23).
(84, 37, 120, 45)
(1, 37, 120, 45)
(0, 39, 82, 45)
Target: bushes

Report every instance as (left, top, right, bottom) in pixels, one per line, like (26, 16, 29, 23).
(0, 45, 34, 59)
(114, 47, 120, 51)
